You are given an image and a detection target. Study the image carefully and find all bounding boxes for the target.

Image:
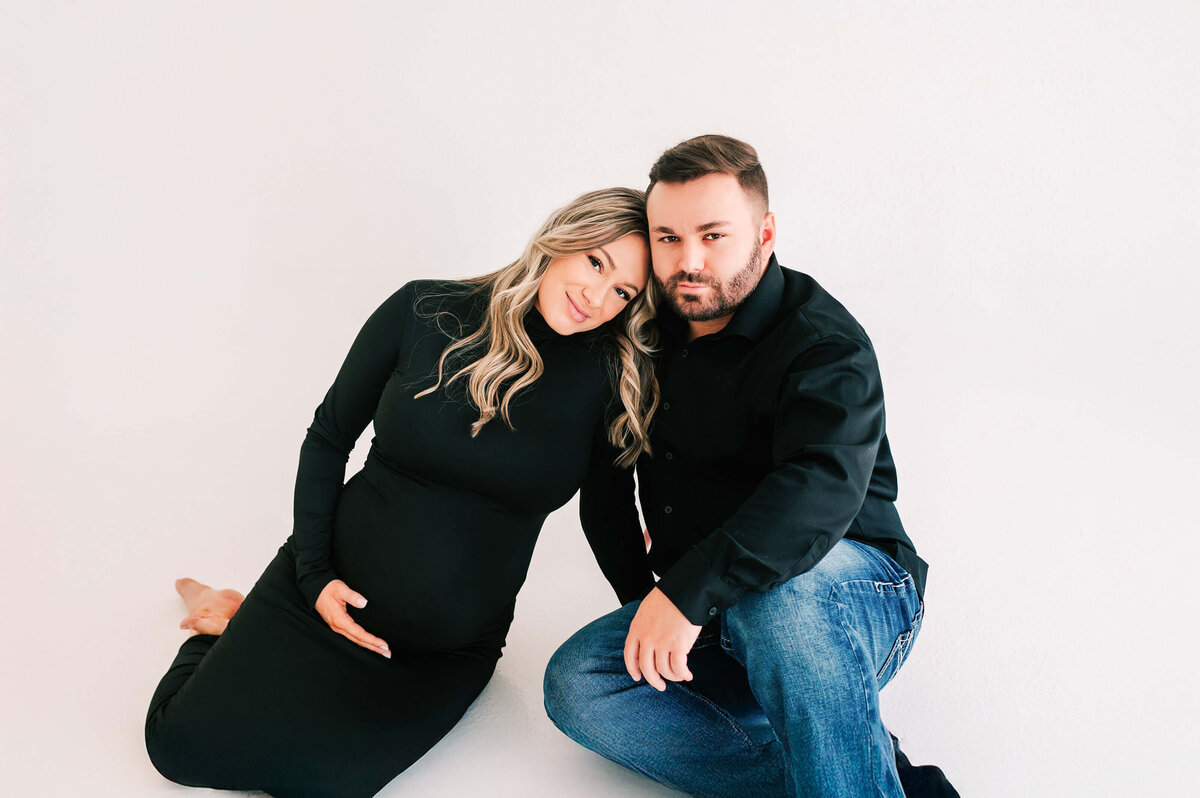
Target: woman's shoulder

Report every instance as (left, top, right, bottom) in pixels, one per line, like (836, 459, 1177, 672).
(373, 279, 478, 315)
(389, 278, 487, 337)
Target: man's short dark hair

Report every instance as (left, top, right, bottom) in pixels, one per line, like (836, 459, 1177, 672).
(647, 134, 769, 213)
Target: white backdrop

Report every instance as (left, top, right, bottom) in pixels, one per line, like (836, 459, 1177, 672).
(2, 2, 1197, 796)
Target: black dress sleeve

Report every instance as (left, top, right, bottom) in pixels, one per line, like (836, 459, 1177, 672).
(292, 284, 414, 608)
(578, 421, 657, 606)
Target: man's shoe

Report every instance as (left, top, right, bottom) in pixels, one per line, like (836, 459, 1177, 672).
(892, 732, 961, 798)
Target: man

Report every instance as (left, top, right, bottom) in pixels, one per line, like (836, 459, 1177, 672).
(545, 135, 956, 797)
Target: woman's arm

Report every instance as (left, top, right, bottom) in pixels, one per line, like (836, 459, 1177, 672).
(292, 283, 416, 609)
(578, 421, 657, 606)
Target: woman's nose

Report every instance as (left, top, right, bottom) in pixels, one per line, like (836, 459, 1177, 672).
(581, 283, 601, 307)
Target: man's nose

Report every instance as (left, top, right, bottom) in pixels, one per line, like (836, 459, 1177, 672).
(679, 241, 704, 274)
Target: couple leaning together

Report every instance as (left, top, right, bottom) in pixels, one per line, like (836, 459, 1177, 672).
(145, 135, 954, 798)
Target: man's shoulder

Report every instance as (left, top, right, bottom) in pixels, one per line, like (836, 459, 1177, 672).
(774, 264, 872, 350)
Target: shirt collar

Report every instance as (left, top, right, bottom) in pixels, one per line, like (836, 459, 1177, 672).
(658, 253, 785, 343)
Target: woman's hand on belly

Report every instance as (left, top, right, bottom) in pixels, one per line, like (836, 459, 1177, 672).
(315, 579, 392, 658)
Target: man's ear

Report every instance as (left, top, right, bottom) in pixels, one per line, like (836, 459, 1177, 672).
(759, 211, 777, 264)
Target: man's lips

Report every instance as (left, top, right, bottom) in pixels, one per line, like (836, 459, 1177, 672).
(668, 273, 716, 292)
(566, 292, 590, 322)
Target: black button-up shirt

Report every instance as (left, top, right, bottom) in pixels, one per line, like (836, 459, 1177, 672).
(580, 255, 928, 626)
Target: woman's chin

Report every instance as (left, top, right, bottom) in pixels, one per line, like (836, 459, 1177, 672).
(545, 316, 577, 336)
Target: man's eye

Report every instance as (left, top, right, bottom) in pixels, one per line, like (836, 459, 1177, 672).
(703, 233, 724, 240)
(588, 255, 603, 271)
(657, 236, 679, 244)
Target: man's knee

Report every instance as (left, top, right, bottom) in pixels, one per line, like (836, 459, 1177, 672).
(543, 634, 585, 727)
(543, 603, 637, 734)
(544, 627, 608, 730)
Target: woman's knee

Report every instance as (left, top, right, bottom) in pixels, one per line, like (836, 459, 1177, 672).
(144, 711, 193, 786)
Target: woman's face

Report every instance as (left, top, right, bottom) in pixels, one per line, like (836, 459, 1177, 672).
(536, 233, 651, 335)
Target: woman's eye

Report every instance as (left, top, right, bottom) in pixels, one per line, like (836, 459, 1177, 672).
(615, 288, 631, 301)
(588, 255, 603, 271)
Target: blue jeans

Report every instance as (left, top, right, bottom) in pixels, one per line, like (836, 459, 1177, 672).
(544, 538, 923, 798)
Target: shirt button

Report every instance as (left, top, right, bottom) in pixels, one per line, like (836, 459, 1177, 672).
(664, 506, 673, 514)
(708, 607, 718, 617)
(662, 402, 671, 411)
(665, 452, 674, 460)
(681, 349, 689, 358)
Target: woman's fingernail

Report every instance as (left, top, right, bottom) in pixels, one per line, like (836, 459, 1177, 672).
(355, 598, 367, 608)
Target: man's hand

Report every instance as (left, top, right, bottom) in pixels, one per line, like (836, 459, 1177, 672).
(315, 579, 391, 658)
(624, 587, 702, 691)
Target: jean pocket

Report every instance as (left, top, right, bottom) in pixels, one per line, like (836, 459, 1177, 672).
(875, 600, 922, 685)
(875, 628, 915, 685)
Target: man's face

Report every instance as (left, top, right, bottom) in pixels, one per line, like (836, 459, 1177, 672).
(646, 173, 774, 323)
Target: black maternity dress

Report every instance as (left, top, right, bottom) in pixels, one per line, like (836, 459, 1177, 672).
(143, 280, 652, 797)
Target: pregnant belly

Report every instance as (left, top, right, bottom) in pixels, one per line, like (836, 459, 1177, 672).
(330, 470, 542, 653)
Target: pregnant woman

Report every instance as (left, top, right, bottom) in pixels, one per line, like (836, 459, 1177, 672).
(144, 187, 660, 797)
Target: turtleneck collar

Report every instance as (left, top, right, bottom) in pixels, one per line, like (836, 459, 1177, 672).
(524, 305, 560, 344)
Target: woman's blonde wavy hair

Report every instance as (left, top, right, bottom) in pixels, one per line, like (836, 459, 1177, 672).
(414, 187, 659, 468)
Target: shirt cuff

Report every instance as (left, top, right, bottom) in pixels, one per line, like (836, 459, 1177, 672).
(655, 548, 740, 626)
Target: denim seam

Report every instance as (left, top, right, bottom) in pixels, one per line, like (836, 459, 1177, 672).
(544, 712, 699, 797)
(675, 683, 759, 750)
(833, 596, 892, 798)
(875, 631, 912, 681)
(836, 576, 913, 595)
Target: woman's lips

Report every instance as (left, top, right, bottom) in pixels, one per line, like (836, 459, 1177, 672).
(566, 293, 590, 323)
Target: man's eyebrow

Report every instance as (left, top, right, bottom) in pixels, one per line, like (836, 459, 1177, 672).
(652, 221, 732, 234)
(598, 246, 641, 295)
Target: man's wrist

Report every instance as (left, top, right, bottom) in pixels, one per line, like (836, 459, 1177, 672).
(655, 549, 739, 625)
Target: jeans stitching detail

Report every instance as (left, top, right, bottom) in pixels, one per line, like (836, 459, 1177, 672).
(544, 711, 697, 796)
(875, 631, 912, 682)
(675, 683, 759, 750)
(834, 599, 893, 798)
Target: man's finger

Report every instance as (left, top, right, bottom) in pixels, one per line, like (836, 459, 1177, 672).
(655, 648, 678, 682)
(640, 644, 666, 692)
(670, 649, 693, 681)
(624, 634, 642, 682)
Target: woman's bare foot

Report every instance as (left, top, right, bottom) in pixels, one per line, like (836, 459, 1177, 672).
(175, 577, 245, 636)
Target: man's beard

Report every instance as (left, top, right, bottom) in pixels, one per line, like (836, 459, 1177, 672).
(655, 243, 763, 322)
